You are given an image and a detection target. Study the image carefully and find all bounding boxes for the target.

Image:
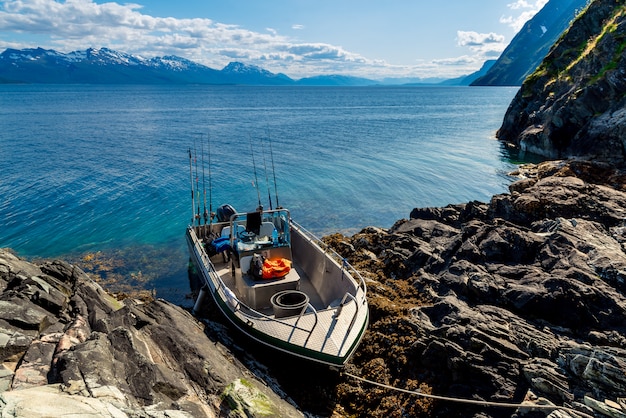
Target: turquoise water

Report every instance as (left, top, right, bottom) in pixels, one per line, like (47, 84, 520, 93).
(0, 84, 519, 303)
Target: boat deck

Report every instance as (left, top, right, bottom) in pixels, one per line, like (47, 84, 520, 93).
(208, 252, 366, 361)
(187, 222, 368, 366)
(210, 254, 326, 315)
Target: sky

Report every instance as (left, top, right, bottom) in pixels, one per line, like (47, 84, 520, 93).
(0, 0, 549, 80)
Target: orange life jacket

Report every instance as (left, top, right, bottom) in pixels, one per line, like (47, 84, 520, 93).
(262, 258, 292, 279)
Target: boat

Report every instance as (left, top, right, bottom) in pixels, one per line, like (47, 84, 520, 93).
(186, 204, 369, 368)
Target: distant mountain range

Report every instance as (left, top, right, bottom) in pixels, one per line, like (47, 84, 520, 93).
(1, 0, 586, 89)
(472, 0, 589, 86)
(0, 47, 490, 87)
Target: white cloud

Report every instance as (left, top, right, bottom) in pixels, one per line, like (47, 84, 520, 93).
(432, 55, 477, 66)
(500, 0, 549, 32)
(456, 30, 507, 57)
(1, 0, 372, 75)
(451, 0, 548, 70)
(0, 0, 347, 75)
(457, 31, 505, 47)
(0, 0, 496, 79)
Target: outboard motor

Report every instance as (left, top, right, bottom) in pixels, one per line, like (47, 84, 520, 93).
(216, 204, 237, 222)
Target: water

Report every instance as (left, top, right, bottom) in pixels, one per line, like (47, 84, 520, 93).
(0, 84, 520, 304)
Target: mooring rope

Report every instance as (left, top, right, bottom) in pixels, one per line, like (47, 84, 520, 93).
(343, 372, 594, 418)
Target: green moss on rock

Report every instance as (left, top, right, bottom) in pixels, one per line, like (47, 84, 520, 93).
(222, 378, 277, 417)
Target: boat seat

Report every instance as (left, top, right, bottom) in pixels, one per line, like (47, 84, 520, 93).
(236, 255, 300, 310)
(221, 224, 245, 238)
(240, 255, 253, 275)
(258, 222, 276, 239)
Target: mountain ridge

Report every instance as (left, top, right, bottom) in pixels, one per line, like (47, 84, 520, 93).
(0, 46, 489, 86)
(472, 0, 590, 86)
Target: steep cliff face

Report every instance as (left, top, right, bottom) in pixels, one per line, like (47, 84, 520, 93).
(472, 0, 589, 86)
(497, 0, 626, 165)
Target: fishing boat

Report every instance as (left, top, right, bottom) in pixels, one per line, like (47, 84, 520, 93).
(187, 206, 369, 368)
(185, 144, 369, 368)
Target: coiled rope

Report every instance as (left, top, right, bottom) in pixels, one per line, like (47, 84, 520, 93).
(343, 372, 594, 418)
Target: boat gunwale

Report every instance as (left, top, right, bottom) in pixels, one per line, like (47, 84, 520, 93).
(186, 220, 369, 367)
(289, 220, 368, 307)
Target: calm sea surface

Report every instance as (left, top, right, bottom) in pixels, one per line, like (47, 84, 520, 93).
(0, 84, 521, 304)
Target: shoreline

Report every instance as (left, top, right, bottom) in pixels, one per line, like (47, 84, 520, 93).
(2, 158, 625, 417)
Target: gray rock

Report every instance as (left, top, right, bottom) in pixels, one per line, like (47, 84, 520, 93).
(0, 249, 302, 417)
(335, 160, 626, 417)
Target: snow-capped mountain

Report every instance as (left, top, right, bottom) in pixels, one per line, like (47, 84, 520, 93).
(0, 47, 295, 85)
(0, 46, 502, 86)
(221, 62, 293, 85)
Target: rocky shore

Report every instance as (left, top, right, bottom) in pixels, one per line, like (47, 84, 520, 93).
(2, 1, 625, 416)
(0, 249, 302, 417)
(327, 159, 626, 417)
(1, 159, 625, 418)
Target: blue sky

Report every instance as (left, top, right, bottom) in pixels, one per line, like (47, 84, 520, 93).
(0, 0, 549, 79)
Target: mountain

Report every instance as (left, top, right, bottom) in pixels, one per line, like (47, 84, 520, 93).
(472, 0, 590, 86)
(0, 47, 293, 85)
(295, 74, 378, 86)
(439, 60, 497, 86)
(0, 46, 500, 86)
(497, 0, 626, 165)
(220, 62, 293, 85)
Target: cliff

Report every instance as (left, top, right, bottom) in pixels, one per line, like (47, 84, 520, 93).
(472, 0, 589, 86)
(497, 0, 626, 164)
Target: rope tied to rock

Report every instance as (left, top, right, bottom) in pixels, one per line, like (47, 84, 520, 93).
(343, 372, 594, 418)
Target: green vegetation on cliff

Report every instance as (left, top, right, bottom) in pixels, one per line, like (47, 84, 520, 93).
(498, 0, 626, 164)
(526, 2, 625, 88)
(472, 0, 589, 86)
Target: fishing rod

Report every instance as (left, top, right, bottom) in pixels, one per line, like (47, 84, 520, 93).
(188, 147, 195, 225)
(193, 137, 201, 226)
(207, 132, 213, 224)
(200, 133, 208, 226)
(249, 135, 262, 209)
(261, 136, 273, 210)
(267, 130, 280, 209)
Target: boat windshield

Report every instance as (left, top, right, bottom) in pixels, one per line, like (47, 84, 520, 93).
(229, 209, 291, 253)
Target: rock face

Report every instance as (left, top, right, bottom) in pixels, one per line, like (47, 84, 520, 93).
(472, 0, 588, 86)
(0, 250, 301, 417)
(329, 160, 626, 417)
(497, 0, 626, 164)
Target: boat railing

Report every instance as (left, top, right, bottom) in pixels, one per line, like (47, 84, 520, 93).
(226, 294, 321, 343)
(189, 227, 226, 291)
(291, 220, 368, 304)
(290, 222, 367, 350)
(189, 228, 321, 339)
(337, 292, 360, 333)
